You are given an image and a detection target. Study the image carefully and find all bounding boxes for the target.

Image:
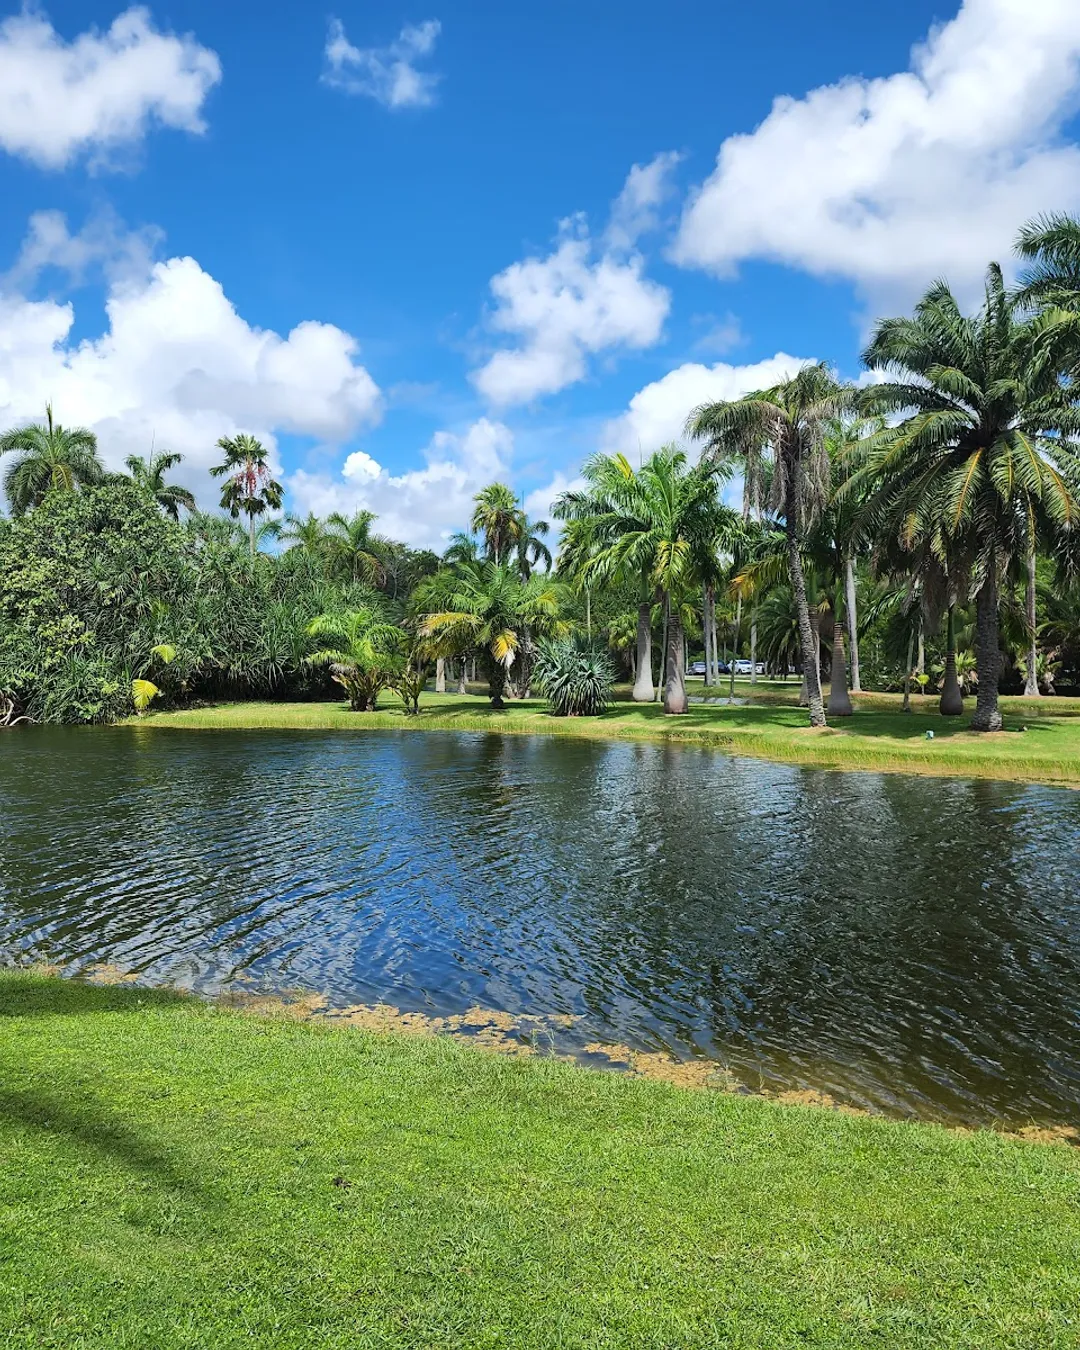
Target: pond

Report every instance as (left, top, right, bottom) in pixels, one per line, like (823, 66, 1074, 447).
(2, 726, 1079, 1129)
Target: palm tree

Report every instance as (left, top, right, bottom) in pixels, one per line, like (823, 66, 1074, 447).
(125, 449, 196, 520)
(280, 512, 329, 560)
(513, 513, 552, 579)
(471, 483, 523, 565)
(325, 510, 387, 585)
(688, 363, 854, 727)
(857, 264, 1080, 731)
(557, 448, 734, 715)
(307, 607, 405, 711)
(0, 404, 103, 515)
(209, 434, 283, 556)
(419, 562, 564, 708)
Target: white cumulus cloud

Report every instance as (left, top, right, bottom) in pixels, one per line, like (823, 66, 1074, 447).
(322, 17, 441, 109)
(0, 220, 381, 500)
(0, 6, 220, 170)
(606, 151, 682, 251)
(672, 0, 1080, 305)
(601, 354, 815, 457)
(290, 418, 514, 550)
(471, 216, 670, 406)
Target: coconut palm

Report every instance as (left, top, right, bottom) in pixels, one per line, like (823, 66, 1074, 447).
(0, 404, 104, 515)
(856, 264, 1080, 730)
(209, 434, 283, 556)
(419, 562, 565, 708)
(125, 449, 196, 520)
(688, 364, 855, 727)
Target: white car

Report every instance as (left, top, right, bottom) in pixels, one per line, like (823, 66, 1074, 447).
(732, 659, 766, 675)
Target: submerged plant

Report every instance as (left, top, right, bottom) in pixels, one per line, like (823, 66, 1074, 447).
(534, 635, 616, 717)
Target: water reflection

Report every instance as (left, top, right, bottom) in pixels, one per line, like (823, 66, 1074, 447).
(2, 726, 1079, 1127)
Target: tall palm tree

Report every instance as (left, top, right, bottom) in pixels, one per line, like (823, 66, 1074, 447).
(856, 264, 1080, 731)
(125, 449, 196, 520)
(688, 363, 854, 727)
(419, 562, 564, 708)
(471, 483, 523, 565)
(557, 447, 734, 715)
(324, 510, 387, 585)
(513, 513, 552, 579)
(0, 404, 103, 515)
(209, 434, 283, 556)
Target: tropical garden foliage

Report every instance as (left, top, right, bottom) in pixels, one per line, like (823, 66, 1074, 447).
(7, 214, 1080, 728)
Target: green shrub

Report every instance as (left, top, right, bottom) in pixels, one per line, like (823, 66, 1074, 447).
(534, 635, 615, 716)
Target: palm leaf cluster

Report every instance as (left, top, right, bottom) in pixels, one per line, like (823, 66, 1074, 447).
(534, 635, 616, 717)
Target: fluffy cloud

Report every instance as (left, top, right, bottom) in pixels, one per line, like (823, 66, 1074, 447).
(289, 418, 513, 549)
(600, 354, 814, 456)
(322, 17, 441, 108)
(0, 226, 380, 496)
(0, 6, 220, 170)
(471, 217, 670, 406)
(672, 0, 1080, 305)
(4, 208, 163, 291)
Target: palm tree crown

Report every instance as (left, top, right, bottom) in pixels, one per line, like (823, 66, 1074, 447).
(0, 404, 104, 515)
(125, 449, 196, 520)
(209, 433, 283, 555)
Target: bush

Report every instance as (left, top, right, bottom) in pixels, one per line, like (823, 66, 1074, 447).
(534, 635, 615, 716)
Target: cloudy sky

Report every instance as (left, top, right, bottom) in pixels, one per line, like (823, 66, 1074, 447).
(1, 0, 1079, 544)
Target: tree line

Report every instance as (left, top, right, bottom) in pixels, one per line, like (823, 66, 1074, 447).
(5, 214, 1080, 728)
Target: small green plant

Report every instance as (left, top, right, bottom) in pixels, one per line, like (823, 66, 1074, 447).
(534, 635, 616, 717)
(390, 660, 427, 715)
(131, 678, 161, 714)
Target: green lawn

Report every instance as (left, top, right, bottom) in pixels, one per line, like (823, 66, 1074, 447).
(1, 970, 1078, 1348)
(134, 685, 1080, 786)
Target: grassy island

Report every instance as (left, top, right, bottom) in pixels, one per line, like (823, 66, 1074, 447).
(133, 684, 1080, 787)
(2, 969, 1079, 1348)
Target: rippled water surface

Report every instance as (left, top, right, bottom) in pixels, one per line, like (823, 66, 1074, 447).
(3, 726, 1080, 1127)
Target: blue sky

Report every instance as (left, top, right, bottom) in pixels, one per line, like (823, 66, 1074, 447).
(0, 0, 1078, 544)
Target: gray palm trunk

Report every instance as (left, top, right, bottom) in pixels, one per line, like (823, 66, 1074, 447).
(1024, 550, 1040, 697)
(902, 624, 915, 714)
(457, 660, 468, 695)
(435, 657, 446, 693)
(664, 599, 688, 714)
(844, 556, 861, 693)
(749, 610, 758, 685)
(940, 604, 964, 716)
(827, 602, 853, 718)
(632, 600, 655, 702)
(785, 483, 825, 727)
(971, 563, 1003, 731)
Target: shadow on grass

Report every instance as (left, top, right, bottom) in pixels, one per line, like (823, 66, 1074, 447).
(0, 1084, 201, 1193)
(0, 971, 191, 1019)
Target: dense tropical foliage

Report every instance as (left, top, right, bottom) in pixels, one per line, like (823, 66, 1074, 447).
(7, 214, 1080, 728)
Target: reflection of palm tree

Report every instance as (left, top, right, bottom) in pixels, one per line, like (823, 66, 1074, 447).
(209, 434, 283, 557)
(0, 404, 104, 515)
(125, 449, 196, 520)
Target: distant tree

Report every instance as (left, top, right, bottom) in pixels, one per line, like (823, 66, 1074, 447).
(209, 434, 283, 556)
(0, 404, 104, 516)
(125, 449, 196, 520)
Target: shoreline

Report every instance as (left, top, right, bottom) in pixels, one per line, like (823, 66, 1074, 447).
(122, 691, 1080, 788)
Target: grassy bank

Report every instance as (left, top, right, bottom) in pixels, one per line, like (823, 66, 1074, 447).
(134, 686, 1080, 786)
(1, 969, 1078, 1348)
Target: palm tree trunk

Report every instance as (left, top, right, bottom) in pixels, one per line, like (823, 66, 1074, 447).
(787, 492, 826, 726)
(656, 596, 669, 704)
(1024, 549, 1040, 697)
(663, 598, 688, 714)
(940, 603, 964, 716)
(971, 560, 1003, 731)
(632, 600, 654, 702)
(435, 657, 446, 694)
(827, 593, 853, 717)
(457, 660, 467, 695)
(703, 584, 712, 686)
(248, 512, 256, 557)
(488, 659, 507, 709)
(844, 556, 861, 693)
(902, 624, 915, 714)
(729, 597, 741, 701)
(750, 607, 758, 686)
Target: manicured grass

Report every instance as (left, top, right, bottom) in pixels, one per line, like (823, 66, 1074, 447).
(134, 686, 1080, 786)
(1, 970, 1078, 1348)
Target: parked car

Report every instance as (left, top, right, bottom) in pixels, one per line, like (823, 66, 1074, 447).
(732, 659, 766, 675)
(688, 660, 707, 676)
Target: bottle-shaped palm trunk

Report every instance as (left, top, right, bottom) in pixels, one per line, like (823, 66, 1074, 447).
(786, 501, 826, 727)
(663, 600, 688, 714)
(971, 564, 1003, 731)
(826, 608, 853, 718)
(844, 556, 861, 693)
(632, 600, 655, 702)
(1023, 550, 1040, 698)
(435, 657, 446, 693)
(939, 604, 964, 716)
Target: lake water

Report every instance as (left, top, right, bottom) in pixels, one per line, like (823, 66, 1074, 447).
(2, 726, 1079, 1129)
